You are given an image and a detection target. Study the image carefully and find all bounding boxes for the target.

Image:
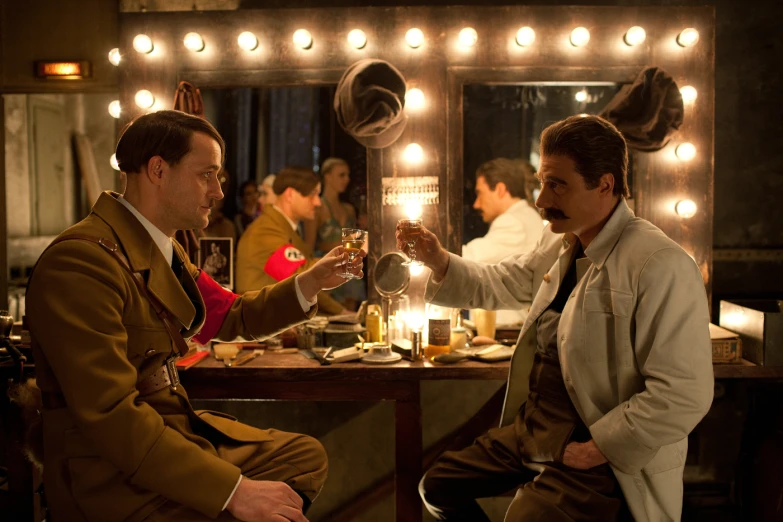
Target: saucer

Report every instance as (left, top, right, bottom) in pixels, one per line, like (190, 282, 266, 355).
(361, 352, 402, 364)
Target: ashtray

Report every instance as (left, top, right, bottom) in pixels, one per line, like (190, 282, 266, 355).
(361, 344, 402, 364)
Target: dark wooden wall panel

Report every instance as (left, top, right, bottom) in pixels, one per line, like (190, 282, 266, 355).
(119, 5, 714, 293)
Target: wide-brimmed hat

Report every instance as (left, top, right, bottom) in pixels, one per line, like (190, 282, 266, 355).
(599, 67, 684, 152)
(334, 59, 407, 149)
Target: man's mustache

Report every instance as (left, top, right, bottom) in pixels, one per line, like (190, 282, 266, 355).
(540, 208, 569, 221)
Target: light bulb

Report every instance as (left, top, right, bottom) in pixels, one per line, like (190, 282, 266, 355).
(237, 31, 259, 51)
(402, 143, 424, 164)
(675, 142, 696, 161)
(347, 29, 367, 49)
(409, 263, 425, 276)
(458, 27, 478, 48)
(405, 28, 424, 48)
(575, 89, 588, 102)
(404, 202, 423, 220)
(675, 199, 697, 218)
(108, 48, 121, 66)
(677, 28, 699, 47)
(680, 85, 698, 104)
(133, 34, 154, 54)
(183, 32, 205, 52)
(135, 89, 155, 109)
(624, 26, 646, 46)
(405, 88, 425, 111)
(570, 27, 590, 47)
(293, 29, 313, 49)
(110, 154, 120, 171)
(108, 100, 121, 119)
(515, 27, 535, 47)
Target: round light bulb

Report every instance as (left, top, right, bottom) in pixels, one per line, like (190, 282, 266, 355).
(675, 199, 697, 219)
(404, 202, 423, 220)
(110, 154, 120, 171)
(677, 28, 699, 47)
(405, 88, 425, 111)
(135, 89, 155, 109)
(405, 28, 424, 48)
(402, 143, 424, 164)
(575, 89, 588, 102)
(108, 48, 121, 66)
(680, 85, 698, 104)
(237, 31, 259, 51)
(133, 34, 154, 54)
(515, 27, 535, 47)
(409, 263, 425, 276)
(458, 27, 478, 48)
(570, 27, 590, 47)
(624, 26, 646, 46)
(675, 142, 696, 161)
(108, 100, 121, 119)
(293, 29, 313, 50)
(347, 29, 367, 49)
(183, 32, 205, 52)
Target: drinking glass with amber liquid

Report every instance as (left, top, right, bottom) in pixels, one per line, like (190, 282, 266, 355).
(340, 228, 367, 279)
(398, 219, 423, 267)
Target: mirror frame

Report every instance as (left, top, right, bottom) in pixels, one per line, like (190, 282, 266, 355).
(119, 5, 715, 300)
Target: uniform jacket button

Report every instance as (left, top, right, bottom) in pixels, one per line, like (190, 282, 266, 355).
(543, 274, 551, 283)
(145, 348, 156, 357)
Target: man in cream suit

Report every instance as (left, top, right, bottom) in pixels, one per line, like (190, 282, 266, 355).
(400, 115, 713, 522)
(462, 158, 543, 325)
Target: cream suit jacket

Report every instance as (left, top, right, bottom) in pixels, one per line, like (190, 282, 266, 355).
(427, 199, 714, 522)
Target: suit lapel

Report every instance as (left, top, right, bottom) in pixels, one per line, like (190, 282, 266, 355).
(525, 239, 576, 328)
(147, 246, 197, 331)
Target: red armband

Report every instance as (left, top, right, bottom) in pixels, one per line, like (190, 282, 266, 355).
(193, 270, 238, 344)
(264, 244, 307, 281)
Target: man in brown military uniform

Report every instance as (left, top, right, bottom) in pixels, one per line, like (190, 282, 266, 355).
(235, 167, 345, 315)
(26, 110, 363, 522)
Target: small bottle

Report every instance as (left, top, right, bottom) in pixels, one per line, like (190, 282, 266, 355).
(411, 330, 423, 361)
(450, 326, 467, 353)
(366, 311, 382, 343)
(425, 317, 451, 359)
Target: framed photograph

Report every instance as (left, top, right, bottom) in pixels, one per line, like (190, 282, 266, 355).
(198, 237, 233, 290)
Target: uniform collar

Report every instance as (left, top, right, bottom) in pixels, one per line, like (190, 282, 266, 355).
(582, 198, 634, 270)
(117, 195, 173, 266)
(271, 205, 299, 233)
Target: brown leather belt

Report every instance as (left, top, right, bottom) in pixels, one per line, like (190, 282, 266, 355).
(41, 357, 180, 410)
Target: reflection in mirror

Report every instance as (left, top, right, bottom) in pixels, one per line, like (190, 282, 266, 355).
(462, 84, 628, 252)
(201, 86, 368, 310)
(374, 251, 410, 297)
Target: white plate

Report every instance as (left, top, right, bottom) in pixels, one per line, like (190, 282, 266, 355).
(361, 352, 402, 364)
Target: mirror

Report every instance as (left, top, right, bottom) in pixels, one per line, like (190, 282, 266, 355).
(462, 83, 627, 255)
(373, 251, 410, 298)
(201, 86, 368, 310)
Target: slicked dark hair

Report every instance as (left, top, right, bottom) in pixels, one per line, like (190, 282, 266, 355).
(273, 166, 320, 196)
(476, 158, 528, 200)
(115, 110, 225, 175)
(540, 115, 630, 198)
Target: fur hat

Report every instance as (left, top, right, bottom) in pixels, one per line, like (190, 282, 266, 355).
(334, 59, 407, 149)
(599, 67, 684, 152)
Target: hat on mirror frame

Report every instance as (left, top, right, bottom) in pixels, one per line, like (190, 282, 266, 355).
(334, 59, 408, 149)
(599, 66, 684, 152)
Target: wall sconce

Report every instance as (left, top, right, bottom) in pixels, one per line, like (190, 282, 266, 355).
(515, 27, 535, 47)
(675, 199, 697, 218)
(135, 89, 155, 109)
(575, 89, 588, 102)
(570, 27, 590, 47)
(624, 26, 646, 46)
(680, 85, 697, 104)
(382, 176, 439, 206)
(108, 100, 121, 119)
(402, 143, 425, 164)
(675, 142, 696, 161)
(293, 29, 313, 49)
(108, 48, 121, 66)
(347, 29, 367, 49)
(183, 32, 205, 52)
(406, 28, 424, 48)
(133, 34, 154, 54)
(405, 88, 425, 111)
(110, 154, 120, 171)
(237, 31, 259, 51)
(677, 28, 699, 47)
(458, 27, 478, 48)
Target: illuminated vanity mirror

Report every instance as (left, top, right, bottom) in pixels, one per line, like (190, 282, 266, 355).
(462, 83, 630, 250)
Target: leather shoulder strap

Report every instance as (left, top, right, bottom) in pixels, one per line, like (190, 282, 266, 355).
(42, 234, 190, 357)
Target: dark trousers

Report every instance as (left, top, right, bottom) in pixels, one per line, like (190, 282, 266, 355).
(419, 354, 629, 522)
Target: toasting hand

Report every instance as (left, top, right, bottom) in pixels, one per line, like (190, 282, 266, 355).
(297, 246, 365, 301)
(395, 222, 450, 281)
